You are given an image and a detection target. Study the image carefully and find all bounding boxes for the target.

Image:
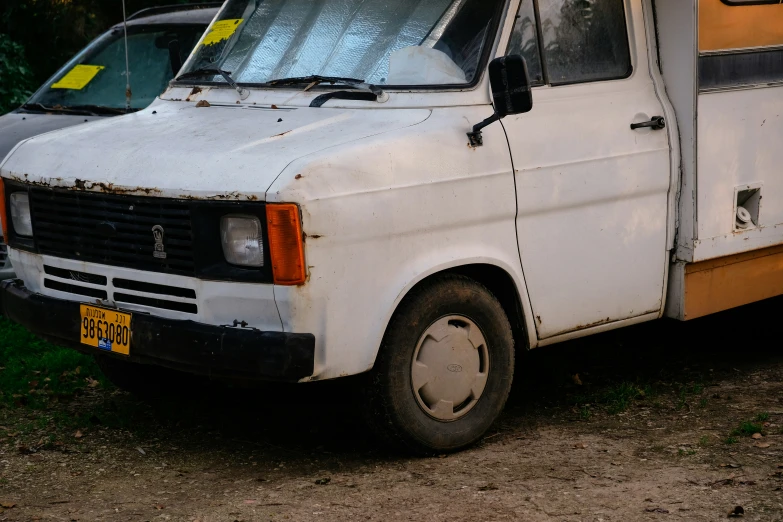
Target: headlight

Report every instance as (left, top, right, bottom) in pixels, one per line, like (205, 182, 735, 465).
(220, 215, 264, 267)
(10, 193, 33, 237)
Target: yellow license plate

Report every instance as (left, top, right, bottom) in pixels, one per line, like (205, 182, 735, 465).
(80, 305, 132, 355)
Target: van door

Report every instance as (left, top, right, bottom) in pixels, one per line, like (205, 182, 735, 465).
(502, 0, 671, 339)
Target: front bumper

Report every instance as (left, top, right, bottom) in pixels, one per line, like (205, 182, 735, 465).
(0, 280, 315, 382)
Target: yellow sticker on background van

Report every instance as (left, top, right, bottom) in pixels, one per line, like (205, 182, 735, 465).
(51, 64, 105, 90)
(202, 19, 243, 46)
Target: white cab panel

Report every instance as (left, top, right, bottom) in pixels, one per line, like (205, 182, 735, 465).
(504, 0, 671, 338)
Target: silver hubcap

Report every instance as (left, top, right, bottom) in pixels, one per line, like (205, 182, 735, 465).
(411, 315, 490, 421)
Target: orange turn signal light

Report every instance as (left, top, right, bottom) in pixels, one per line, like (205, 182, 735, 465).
(0, 179, 7, 242)
(266, 203, 306, 286)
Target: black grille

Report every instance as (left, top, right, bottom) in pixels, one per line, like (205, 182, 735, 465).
(44, 279, 108, 299)
(30, 189, 195, 276)
(0, 244, 6, 265)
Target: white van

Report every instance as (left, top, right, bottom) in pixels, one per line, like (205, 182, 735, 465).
(1, 0, 781, 454)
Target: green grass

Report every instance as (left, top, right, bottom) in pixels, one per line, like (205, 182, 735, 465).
(0, 317, 103, 409)
(724, 436, 739, 445)
(755, 412, 770, 423)
(602, 382, 646, 414)
(698, 435, 710, 447)
(731, 420, 764, 437)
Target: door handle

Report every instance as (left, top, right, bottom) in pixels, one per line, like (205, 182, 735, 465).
(631, 116, 666, 131)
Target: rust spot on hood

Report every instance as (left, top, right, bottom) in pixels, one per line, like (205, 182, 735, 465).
(177, 192, 261, 201)
(11, 175, 263, 201)
(19, 176, 162, 196)
(74, 180, 162, 196)
(185, 87, 203, 102)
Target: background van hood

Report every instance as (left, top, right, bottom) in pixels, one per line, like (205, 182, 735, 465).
(0, 112, 102, 163)
(0, 102, 431, 201)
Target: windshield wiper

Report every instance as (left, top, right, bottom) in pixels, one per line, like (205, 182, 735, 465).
(267, 75, 385, 96)
(176, 68, 249, 100)
(267, 75, 386, 107)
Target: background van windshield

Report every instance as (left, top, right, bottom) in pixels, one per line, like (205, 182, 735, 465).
(183, 0, 503, 87)
(30, 25, 205, 111)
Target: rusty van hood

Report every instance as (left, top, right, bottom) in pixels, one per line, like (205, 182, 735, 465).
(0, 101, 431, 200)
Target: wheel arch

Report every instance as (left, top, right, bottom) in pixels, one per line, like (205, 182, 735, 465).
(377, 262, 533, 368)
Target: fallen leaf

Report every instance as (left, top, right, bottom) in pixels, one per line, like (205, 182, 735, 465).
(728, 505, 744, 517)
(244, 500, 256, 504)
(196, 100, 211, 108)
(0, 502, 16, 509)
(136, 447, 146, 455)
(574, 443, 588, 449)
(752, 433, 763, 440)
(314, 478, 331, 486)
(755, 442, 771, 449)
(85, 377, 100, 388)
(572, 374, 583, 386)
(271, 104, 279, 109)
(155, 504, 165, 510)
(645, 507, 669, 514)
(73, 430, 83, 439)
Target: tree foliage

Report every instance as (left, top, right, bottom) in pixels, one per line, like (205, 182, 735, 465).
(0, 34, 36, 114)
(0, 0, 214, 112)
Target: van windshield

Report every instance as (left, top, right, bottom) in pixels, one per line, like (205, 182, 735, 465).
(181, 0, 503, 87)
(28, 24, 206, 112)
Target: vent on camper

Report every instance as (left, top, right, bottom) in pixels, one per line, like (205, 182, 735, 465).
(734, 184, 762, 231)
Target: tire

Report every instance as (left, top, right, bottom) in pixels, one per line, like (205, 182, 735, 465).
(94, 356, 190, 399)
(364, 274, 515, 455)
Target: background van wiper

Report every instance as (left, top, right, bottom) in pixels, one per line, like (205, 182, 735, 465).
(176, 68, 249, 100)
(21, 103, 99, 116)
(68, 105, 132, 115)
(21, 103, 130, 116)
(266, 75, 387, 107)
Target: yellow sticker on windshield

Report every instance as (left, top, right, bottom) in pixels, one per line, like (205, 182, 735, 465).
(202, 19, 243, 46)
(51, 64, 105, 90)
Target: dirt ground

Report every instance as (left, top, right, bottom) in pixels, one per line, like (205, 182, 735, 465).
(2, 297, 783, 522)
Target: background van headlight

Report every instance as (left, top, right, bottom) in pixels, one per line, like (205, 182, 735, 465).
(10, 193, 33, 237)
(220, 215, 264, 267)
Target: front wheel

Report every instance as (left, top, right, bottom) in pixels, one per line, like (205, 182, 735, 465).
(364, 274, 515, 454)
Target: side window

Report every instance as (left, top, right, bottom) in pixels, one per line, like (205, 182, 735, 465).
(539, 0, 632, 84)
(507, 1, 544, 84)
(508, 0, 632, 86)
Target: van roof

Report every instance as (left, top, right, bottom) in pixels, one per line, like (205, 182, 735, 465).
(117, 3, 221, 27)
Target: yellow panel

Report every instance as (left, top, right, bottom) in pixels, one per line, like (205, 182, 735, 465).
(202, 19, 243, 46)
(51, 65, 105, 90)
(699, 0, 783, 52)
(684, 245, 783, 319)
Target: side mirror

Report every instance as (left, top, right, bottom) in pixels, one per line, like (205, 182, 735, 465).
(468, 55, 533, 147)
